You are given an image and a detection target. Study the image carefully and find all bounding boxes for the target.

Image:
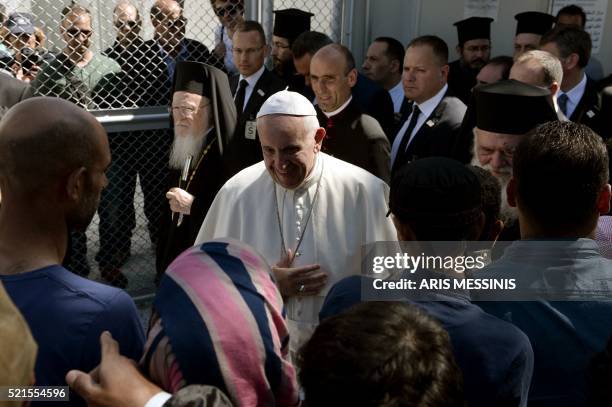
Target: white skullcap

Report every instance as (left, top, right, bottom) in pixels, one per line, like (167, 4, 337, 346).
(256, 89, 317, 119)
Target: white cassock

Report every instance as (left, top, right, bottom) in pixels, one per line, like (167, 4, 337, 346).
(196, 153, 396, 352)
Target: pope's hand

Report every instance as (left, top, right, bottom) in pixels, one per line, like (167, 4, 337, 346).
(166, 188, 194, 215)
(65, 331, 162, 407)
(271, 249, 328, 298)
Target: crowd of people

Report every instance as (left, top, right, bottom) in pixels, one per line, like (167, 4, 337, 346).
(1, 1, 612, 406)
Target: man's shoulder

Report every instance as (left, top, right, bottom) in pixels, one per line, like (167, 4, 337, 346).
(1, 265, 136, 314)
(322, 154, 388, 186)
(435, 93, 467, 122)
(90, 53, 121, 72)
(222, 161, 269, 192)
(257, 69, 287, 91)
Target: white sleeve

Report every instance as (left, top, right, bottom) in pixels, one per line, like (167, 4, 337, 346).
(144, 392, 173, 407)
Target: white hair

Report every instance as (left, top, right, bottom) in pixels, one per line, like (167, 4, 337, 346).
(470, 128, 518, 227)
(302, 115, 321, 138)
(169, 132, 206, 170)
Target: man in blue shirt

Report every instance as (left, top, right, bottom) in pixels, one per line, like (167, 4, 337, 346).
(321, 157, 534, 407)
(474, 121, 612, 406)
(0, 97, 144, 406)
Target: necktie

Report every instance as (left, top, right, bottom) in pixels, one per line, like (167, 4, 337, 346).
(392, 104, 421, 172)
(557, 93, 569, 116)
(234, 79, 248, 114)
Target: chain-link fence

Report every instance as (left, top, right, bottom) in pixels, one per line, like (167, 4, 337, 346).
(0, 0, 344, 300)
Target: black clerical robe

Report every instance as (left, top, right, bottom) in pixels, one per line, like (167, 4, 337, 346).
(155, 140, 226, 277)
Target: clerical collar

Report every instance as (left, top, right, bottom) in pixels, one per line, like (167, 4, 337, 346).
(239, 65, 265, 88)
(321, 96, 353, 118)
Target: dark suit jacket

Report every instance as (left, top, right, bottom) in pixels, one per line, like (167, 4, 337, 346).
(0, 72, 31, 118)
(224, 68, 286, 177)
(353, 73, 395, 138)
(447, 59, 477, 105)
(316, 99, 391, 182)
(570, 77, 602, 135)
(392, 90, 467, 173)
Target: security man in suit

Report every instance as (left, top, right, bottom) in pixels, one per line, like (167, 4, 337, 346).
(226, 20, 286, 175)
(540, 25, 602, 134)
(391, 35, 466, 174)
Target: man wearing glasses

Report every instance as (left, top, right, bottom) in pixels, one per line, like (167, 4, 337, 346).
(447, 17, 493, 104)
(33, 4, 120, 108)
(210, 0, 244, 75)
(270, 8, 313, 94)
(225, 20, 286, 174)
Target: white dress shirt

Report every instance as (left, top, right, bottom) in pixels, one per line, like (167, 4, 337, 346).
(558, 74, 587, 119)
(236, 65, 265, 111)
(388, 81, 404, 113)
(215, 25, 238, 76)
(390, 83, 448, 165)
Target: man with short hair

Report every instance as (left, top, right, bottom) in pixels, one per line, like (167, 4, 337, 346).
(301, 302, 466, 407)
(362, 36, 405, 114)
(510, 50, 565, 119)
(226, 20, 285, 173)
(540, 25, 601, 131)
(475, 55, 513, 86)
(0, 97, 144, 403)
(320, 157, 534, 406)
(391, 35, 466, 173)
(156, 61, 236, 277)
(104, 1, 143, 71)
(270, 8, 313, 93)
(292, 31, 395, 137)
(513, 11, 555, 57)
(310, 44, 390, 181)
(475, 121, 612, 406)
(556, 3, 604, 81)
(34, 5, 120, 107)
(449, 17, 493, 104)
(470, 80, 558, 239)
(196, 90, 396, 355)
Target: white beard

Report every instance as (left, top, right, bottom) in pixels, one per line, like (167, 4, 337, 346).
(470, 135, 518, 228)
(169, 133, 206, 170)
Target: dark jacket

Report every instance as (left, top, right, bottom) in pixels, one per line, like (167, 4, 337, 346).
(316, 98, 391, 182)
(225, 68, 286, 176)
(392, 89, 466, 173)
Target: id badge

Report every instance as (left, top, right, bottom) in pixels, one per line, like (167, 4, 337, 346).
(245, 120, 257, 140)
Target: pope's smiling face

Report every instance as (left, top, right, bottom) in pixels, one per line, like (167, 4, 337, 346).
(257, 114, 325, 189)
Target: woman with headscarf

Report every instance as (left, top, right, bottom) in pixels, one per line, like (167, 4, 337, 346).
(145, 239, 299, 406)
(156, 61, 237, 279)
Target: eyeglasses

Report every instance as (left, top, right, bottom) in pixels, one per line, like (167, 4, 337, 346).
(215, 5, 241, 17)
(272, 41, 290, 50)
(66, 28, 92, 37)
(170, 103, 210, 116)
(232, 46, 263, 56)
(114, 20, 138, 29)
(464, 45, 490, 53)
(156, 16, 187, 30)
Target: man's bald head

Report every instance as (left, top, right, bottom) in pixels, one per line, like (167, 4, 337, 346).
(0, 97, 108, 195)
(310, 44, 357, 112)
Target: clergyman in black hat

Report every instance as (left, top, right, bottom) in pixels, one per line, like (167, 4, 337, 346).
(513, 11, 555, 57)
(470, 79, 558, 239)
(156, 61, 237, 278)
(448, 16, 493, 104)
(270, 8, 313, 91)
